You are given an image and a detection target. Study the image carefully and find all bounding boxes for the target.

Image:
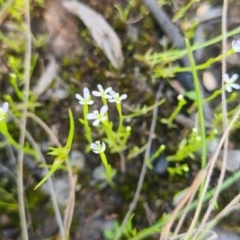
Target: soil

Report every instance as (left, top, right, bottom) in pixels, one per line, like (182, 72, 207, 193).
(1, 0, 240, 240)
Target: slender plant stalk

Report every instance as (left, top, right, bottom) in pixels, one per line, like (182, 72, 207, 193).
(134, 80, 240, 240)
(17, 0, 32, 238)
(185, 39, 206, 232)
(193, 1, 230, 237)
(185, 38, 206, 170)
(114, 84, 163, 240)
(12, 112, 65, 239)
(130, 163, 240, 240)
(27, 112, 77, 239)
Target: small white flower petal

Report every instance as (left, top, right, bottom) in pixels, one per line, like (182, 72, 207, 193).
(109, 90, 116, 97)
(108, 99, 115, 103)
(101, 142, 106, 152)
(97, 84, 104, 92)
(119, 94, 127, 100)
(231, 83, 240, 89)
(0, 102, 9, 121)
(83, 87, 90, 98)
(87, 100, 94, 105)
(224, 73, 240, 92)
(104, 94, 112, 99)
(91, 141, 106, 154)
(231, 74, 239, 82)
(91, 143, 98, 151)
(100, 105, 108, 115)
(226, 85, 232, 92)
(3, 102, 9, 112)
(223, 74, 230, 83)
(92, 91, 101, 97)
(76, 88, 94, 105)
(232, 39, 240, 52)
(93, 119, 101, 126)
(87, 113, 97, 120)
(75, 93, 84, 101)
(105, 87, 112, 93)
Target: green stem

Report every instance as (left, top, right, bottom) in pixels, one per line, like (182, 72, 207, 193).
(116, 103, 123, 133)
(83, 104, 92, 143)
(100, 152, 114, 187)
(186, 38, 206, 227)
(185, 39, 206, 169)
(0, 120, 36, 157)
(167, 96, 186, 127)
(174, 49, 234, 73)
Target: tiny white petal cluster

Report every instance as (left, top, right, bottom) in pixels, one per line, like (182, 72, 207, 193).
(177, 94, 184, 101)
(192, 128, 198, 133)
(108, 90, 127, 103)
(224, 73, 240, 92)
(87, 105, 108, 126)
(0, 102, 9, 122)
(232, 39, 240, 52)
(76, 87, 94, 105)
(91, 141, 106, 154)
(92, 84, 112, 99)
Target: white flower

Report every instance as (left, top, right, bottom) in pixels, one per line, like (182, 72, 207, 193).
(232, 39, 240, 52)
(91, 141, 106, 154)
(192, 128, 198, 133)
(224, 73, 240, 92)
(76, 87, 94, 105)
(108, 90, 127, 103)
(92, 84, 112, 99)
(87, 105, 108, 126)
(177, 94, 184, 101)
(0, 102, 9, 122)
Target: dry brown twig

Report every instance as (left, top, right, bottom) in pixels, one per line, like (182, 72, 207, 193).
(192, 1, 230, 238)
(159, 169, 207, 240)
(17, 0, 32, 239)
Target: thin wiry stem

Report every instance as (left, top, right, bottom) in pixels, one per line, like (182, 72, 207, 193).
(27, 112, 75, 238)
(17, 0, 31, 238)
(160, 170, 206, 240)
(194, 1, 229, 236)
(197, 194, 240, 240)
(193, 109, 240, 240)
(114, 84, 164, 240)
(11, 112, 66, 240)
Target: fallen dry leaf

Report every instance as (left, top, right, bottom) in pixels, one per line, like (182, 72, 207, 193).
(63, 0, 124, 69)
(33, 56, 59, 96)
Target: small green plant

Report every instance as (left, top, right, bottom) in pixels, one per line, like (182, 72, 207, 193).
(167, 127, 202, 162)
(0, 102, 36, 157)
(114, 0, 136, 23)
(34, 109, 75, 190)
(161, 94, 187, 128)
(75, 85, 131, 184)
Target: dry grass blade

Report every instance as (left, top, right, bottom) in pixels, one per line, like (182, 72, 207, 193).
(159, 169, 207, 240)
(63, 0, 124, 69)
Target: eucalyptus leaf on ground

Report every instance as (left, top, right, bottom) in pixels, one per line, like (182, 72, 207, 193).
(63, 0, 124, 69)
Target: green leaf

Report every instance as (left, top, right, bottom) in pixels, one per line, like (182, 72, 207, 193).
(185, 90, 197, 100)
(0, 187, 17, 212)
(34, 159, 63, 190)
(66, 109, 74, 149)
(34, 109, 74, 190)
(79, 118, 85, 124)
